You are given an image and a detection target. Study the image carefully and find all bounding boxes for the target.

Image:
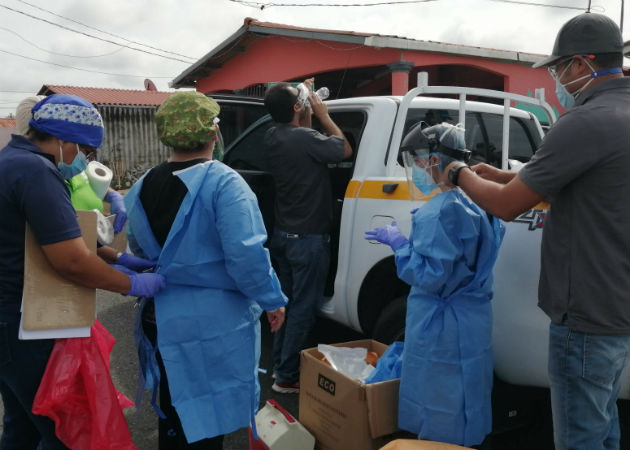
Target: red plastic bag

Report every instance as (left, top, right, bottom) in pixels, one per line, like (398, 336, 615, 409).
(32, 319, 136, 450)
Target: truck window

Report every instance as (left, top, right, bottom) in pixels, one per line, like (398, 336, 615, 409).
(223, 118, 273, 171)
(400, 108, 541, 167)
(479, 114, 541, 165)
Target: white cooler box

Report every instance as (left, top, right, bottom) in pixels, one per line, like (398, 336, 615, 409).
(248, 399, 315, 450)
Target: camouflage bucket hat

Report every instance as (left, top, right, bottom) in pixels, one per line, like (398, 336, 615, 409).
(155, 92, 220, 149)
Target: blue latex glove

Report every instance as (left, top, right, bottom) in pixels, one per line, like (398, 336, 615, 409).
(126, 273, 166, 297)
(364, 221, 409, 251)
(117, 253, 157, 271)
(109, 263, 137, 276)
(105, 190, 127, 233)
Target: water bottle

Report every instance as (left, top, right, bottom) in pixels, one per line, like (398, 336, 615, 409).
(299, 86, 330, 108)
(315, 87, 330, 100)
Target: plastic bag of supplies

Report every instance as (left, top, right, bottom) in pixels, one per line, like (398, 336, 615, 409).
(32, 319, 136, 450)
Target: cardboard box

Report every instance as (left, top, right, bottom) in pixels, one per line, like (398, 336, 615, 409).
(299, 339, 400, 450)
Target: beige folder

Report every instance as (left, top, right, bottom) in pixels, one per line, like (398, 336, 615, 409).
(22, 210, 97, 331)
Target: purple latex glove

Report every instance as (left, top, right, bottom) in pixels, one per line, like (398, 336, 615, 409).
(125, 273, 166, 297)
(364, 221, 409, 251)
(109, 263, 137, 276)
(105, 190, 127, 233)
(117, 253, 157, 271)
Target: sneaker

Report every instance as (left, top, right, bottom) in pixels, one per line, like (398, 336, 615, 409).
(272, 381, 300, 394)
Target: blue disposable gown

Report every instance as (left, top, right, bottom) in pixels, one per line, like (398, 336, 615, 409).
(124, 161, 287, 443)
(395, 189, 505, 447)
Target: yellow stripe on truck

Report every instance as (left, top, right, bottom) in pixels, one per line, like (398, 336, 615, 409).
(345, 180, 434, 201)
(345, 179, 550, 211)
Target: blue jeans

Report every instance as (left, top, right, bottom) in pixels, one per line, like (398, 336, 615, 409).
(270, 230, 330, 384)
(548, 322, 630, 450)
(0, 313, 68, 450)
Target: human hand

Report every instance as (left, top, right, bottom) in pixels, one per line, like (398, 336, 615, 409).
(471, 163, 503, 182)
(126, 273, 166, 297)
(303, 77, 314, 91)
(117, 253, 157, 271)
(105, 190, 127, 233)
(109, 263, 137, 276)
(309, 92, 328, 119)
(267, 307, 286, 333)
(364, 221, 409, 251)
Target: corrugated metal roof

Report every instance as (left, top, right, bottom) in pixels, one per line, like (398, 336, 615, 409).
(37, 85, 174, 106)
(0, 118, 16, 128)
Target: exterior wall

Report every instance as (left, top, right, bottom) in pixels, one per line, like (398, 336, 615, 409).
(98, 105, 169, 189)
(195, 35, 561, 112)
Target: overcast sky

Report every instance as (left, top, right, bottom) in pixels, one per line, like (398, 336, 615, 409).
(0, 0, 627, 116)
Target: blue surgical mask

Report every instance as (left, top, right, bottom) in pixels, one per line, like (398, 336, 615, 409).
(412, 166, 437, 195)
(58, 143, 88, 180)
(555, 79, 575, 109)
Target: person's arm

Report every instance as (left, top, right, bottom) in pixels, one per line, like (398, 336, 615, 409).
(444, 162, 544, 221)
(97, 245, 118, 263)
(42, 237, 131, 293)
(309, 93, 353, 159)
(471, 163, 518, 184)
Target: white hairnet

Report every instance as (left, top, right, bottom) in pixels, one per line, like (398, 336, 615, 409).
(424, 122, 466, 150)
(15, 95, 45, 135)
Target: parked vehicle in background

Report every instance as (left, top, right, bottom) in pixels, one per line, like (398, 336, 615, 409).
(207, 94, 265, 159)
(223, 85, 629, 439)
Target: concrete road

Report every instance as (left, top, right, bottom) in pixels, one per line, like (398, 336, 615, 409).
(0, 290, 363, 450)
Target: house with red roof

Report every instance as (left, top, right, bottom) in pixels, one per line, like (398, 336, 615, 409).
(171, 17, 560, 119)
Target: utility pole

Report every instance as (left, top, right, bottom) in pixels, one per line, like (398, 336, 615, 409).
(621, 0, 625, 33)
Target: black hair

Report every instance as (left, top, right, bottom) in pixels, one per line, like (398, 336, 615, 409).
(26, 126, 55, 142)
(264, 83, 297, 123)
(592, 52, 623, 70)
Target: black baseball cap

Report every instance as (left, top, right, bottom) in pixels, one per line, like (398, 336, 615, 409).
(533, 13, 623, 68)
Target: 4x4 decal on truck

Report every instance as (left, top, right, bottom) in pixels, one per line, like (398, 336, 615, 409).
(514, 209, 546, 231)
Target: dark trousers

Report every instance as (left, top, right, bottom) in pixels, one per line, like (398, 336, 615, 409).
(270, 230, 330, 384)
(143, 314, 224, 450)
(0, 313, 68, 450)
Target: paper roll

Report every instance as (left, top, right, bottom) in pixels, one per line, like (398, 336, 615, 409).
(85, 161, 113, 200)
(94, 209, 114, 246)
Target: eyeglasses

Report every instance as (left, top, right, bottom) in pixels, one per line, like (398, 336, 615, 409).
(548, 58, 572, 79)
(78, 145, 97, 162)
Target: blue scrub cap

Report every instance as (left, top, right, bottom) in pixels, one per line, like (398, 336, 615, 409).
(29, 94, 104, 148)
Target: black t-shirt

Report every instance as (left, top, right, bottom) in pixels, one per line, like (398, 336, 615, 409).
(264, 124, 345, 234)
(140, 158, 208, 247)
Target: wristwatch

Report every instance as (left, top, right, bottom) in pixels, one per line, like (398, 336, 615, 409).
(448, 162, 470, 186)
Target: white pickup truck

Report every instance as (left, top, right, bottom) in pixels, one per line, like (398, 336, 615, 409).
(223, 86, 629, 435)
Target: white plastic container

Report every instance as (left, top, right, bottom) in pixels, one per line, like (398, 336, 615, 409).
(250, 400, 315, 450)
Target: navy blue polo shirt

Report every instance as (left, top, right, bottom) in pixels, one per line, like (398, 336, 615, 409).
(0, 135, 81, 314)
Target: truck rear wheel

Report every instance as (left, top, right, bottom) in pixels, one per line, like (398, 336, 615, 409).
(371, 295, 407, 344)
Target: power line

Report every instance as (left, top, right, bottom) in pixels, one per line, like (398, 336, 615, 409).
(15, 0, 198, 61)
(0, 26, 124, 58)
(230, 0, 438, 7)
(0, 3, 195, 63)
(0, 48, 174, 78)
(489, 0, 587, 10)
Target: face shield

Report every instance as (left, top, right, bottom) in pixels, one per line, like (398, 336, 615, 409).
(399, 122, 471, 201)
(399, 122, 441, 200)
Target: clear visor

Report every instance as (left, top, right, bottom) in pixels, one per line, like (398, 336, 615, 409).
(401, 150, 441, 201)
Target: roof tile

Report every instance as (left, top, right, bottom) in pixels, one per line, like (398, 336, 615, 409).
(38, 85, 174, 106)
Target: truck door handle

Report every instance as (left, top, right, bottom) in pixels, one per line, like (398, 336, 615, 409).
(382, 183, 399, 194)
